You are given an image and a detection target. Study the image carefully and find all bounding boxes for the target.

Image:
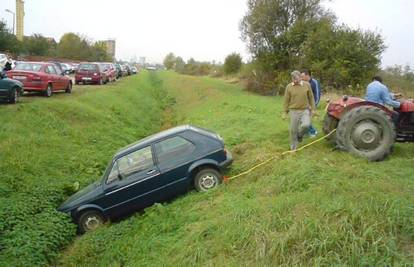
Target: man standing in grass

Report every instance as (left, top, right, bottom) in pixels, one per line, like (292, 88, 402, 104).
(283, 70, 317, 150)
(301, 69, 321, 137)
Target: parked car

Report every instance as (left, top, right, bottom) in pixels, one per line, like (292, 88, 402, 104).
(120, 64, 128, 76)
(60, 63, 71, 75)
(58, 125, 233, 233)
(51, 62, 65, 75)
(131, 67, 138, 74)
(7, 62, 72, 97)
(100, 63, 117, 82)
(114, 63, 122, 78)
(124, 64, 132, 75)
(75, 63, 107, 85)
(0, 72, 23, 103)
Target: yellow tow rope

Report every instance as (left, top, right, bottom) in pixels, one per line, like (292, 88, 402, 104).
(226, 129, 337, 181)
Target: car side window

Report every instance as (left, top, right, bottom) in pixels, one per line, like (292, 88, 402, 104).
(107, 146, 154, 184)
(47, 65, 57, 75)
(155, 136, 195, 165)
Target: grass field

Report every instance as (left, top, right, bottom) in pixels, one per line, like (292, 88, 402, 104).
(1, 71, 413, 266)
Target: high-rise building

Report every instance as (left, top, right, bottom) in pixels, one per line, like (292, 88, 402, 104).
(16, 0, 24, 41)
(102, 39, 116, 60)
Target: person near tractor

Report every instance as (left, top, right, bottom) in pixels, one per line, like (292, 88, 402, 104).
(283, 70, 317, 150)
(301, 69, 321, 137)
(365, 76, 401, 108)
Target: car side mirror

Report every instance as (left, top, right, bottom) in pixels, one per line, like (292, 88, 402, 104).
(117, 173, 124, 181)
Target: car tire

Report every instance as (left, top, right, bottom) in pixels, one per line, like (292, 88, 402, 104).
(65, 82, 72, 94)
(194, 168, 222, 192)
(78, 210, 106, 234)
(44, 84, 52, 97)
(9, 87, 18, 104)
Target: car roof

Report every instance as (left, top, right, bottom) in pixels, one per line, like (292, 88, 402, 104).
(114, 125, 196, 157)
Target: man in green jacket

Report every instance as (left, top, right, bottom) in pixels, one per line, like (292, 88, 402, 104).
(283, 70, 317, 150)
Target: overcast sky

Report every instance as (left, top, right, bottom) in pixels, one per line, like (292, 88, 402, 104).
(0, 0, 413, 67)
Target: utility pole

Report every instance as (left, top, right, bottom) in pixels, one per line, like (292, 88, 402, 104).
(5, 9, 15, 35)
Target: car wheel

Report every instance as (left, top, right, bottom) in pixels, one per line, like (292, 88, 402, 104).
(9, 87, 18, 104)
(44, 84, 52, 97)
(65, 82, 72, 94)
(194, 168, 222, 192)
(78, 210, 106, 234)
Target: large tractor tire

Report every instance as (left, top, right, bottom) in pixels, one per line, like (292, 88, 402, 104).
(336, 106, 395, 161)
(322, 114, 339, 145)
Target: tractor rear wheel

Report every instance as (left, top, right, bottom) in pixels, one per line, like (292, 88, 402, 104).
(336, 106, 395, 161)
(322, 114, 338, 145)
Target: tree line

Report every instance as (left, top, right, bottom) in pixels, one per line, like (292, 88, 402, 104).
(163, 52, 242, 76)
(0, 21, 112, 62)
(240, 0, 385, 94)
(164, 0, 389, 95)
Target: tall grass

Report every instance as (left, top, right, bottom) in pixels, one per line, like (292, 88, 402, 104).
(0, 72, 173, 266)
(58, 72, 414, 266)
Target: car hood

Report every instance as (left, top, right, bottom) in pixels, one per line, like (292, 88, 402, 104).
(2, 78, 23, 87)
(58, 181, 102, 212)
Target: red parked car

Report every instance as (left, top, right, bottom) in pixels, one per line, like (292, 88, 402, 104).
(8, 62, 72, 97)
(75, 63, 108, 85)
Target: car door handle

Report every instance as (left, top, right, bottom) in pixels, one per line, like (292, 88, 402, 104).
(147, 169, 157, 175)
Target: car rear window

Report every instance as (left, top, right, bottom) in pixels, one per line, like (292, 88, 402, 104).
(78, 64, 98, 71)
(14, 63, 43, 72)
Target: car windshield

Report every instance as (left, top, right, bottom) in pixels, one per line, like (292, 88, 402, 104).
(79, 64, 97, 71)
(14, 62, 43, 72)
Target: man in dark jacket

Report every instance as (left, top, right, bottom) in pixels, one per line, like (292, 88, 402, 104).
(301, 70, 321, 137)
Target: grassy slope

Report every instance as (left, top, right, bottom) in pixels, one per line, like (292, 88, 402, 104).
(0, 72, 172, 266)
(59, 72, 414, 266)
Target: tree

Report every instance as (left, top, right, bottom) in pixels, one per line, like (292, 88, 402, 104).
(163, 53, 176, 70)
(23, 34, 52, 56)
(240, 0, 385, 93)
(0, 21, 21, 54)
(57, 33, 111, 61)
(57, 33, 84, 60)
(224, 53, 242, 74)
(174, 56, 185, 72)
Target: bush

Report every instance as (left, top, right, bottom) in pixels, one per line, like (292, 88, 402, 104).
(224, 53, 242, 75)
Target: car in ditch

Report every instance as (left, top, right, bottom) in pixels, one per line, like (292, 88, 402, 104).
(0, 72, 24, 104)
(58, 125, 233, 233)
(7, 62, 72, 97)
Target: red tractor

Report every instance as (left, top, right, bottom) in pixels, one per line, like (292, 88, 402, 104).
(323, 96, 414, 161)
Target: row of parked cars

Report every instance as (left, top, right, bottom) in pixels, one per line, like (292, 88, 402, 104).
(75, 62, 137, 85)
(0, 60, 139, 104)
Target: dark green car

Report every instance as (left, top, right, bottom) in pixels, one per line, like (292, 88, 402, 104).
(0, 72, 24, 104)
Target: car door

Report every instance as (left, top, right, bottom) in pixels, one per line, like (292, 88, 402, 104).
(102, 146, 164, 217)
(153, 135, 197, 199)
(45, 65, 61, 90)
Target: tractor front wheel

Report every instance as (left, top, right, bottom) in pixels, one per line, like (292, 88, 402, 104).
(336, 106, 395, 161)
(322, 114, 338, 145)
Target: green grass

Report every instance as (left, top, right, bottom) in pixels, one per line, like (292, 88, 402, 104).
(1, 71, 413, 266)
(0, 72, 173, 266)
